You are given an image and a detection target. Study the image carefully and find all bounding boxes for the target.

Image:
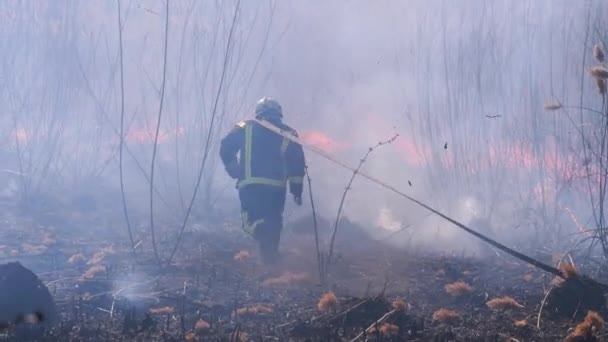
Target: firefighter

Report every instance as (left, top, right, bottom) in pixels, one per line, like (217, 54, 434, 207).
(220, 97, 306, 263)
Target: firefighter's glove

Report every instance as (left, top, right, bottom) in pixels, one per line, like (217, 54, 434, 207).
(226, 162, 239, 179)
(293, 195, 302, 206)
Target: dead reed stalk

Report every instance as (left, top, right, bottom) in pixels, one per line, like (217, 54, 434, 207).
(325, 133, 399, 277)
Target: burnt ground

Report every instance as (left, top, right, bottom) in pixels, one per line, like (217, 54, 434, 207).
(0, 206, 607, 341)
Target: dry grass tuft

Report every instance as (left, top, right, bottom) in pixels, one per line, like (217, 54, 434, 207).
(378, 323, 399, 336)
(262, 272, 309, 286)
(522, 273, 534, 282)
(594, 44, 605, 63)
(597, 78, 607, 95)
(486, 296, 523, 310)
(560, 263, 577, 279)
(88, 251, 108, 265)
(41, 233, 56, 246)
(68, 253, 87, 265)
(185, 331, 196, 341)
(445, 281, 474, 296)
(589, 66, 608, 80)
(236, 332, 249, 342)
(22, 243, 47, 255)
(514, 319, 528, 328)
(565, 310, 604, 341)
(234, 304, 273, 318)
(544, 102, 563, 111)
(81, 265, 106, 279)
(432, 308, 460, 324)
(149, 306, 175, 315)
(194, 319, 210, 331)
(392, 298, 407, 312)
(233, 250, 251, 262)
(318, 292, 338, 313)
(585, 311, 604, 328)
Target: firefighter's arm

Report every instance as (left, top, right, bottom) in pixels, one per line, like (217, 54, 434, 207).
(219, 123, 245, 179)
(285, 131, 306, 201)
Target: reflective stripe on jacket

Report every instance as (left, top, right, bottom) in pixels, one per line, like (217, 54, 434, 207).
(219, 118, 306, 196)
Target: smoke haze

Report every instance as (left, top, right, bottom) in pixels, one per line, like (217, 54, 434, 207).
(1, 0, 606, 256)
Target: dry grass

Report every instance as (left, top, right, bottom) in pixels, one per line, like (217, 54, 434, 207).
(81, 265, 106, 279)
(486, 296, 523, 310)
(522, 273, 534, 282)
(149, 306, 175, 315)
(41, 233, 56, 246)
(318, 292, 338, 313)
(262, 272, 309, 286)
(374, 323, 399, 336)
(194, 319, 210, 331)
(68, 253, 86, 265)
(594, 44, 605, 63)
(514, 319, 528, 328)
(445, 281, 474, 296)
(565, 310, 604, 341)
(233, 250, 251, 262)
(88, 251, 108, 265)
(589, 66, 608, 79)
(560, 263, 577, 279)
(234, 304, 273, 318)
(392, 298, 407, 312)
(21, 243, 47, 255)
(544, 102, 563, 111)
(235, 332, 249, 342)
(432, 308, 460, 324)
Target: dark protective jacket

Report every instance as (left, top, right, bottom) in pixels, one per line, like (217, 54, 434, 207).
(219, 118, 306, 197)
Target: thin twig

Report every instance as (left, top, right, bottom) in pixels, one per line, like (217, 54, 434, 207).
(325, 134, 399, 276)
(166, 0, 242, 266)
(116, 0, 137, 255)
(305, 166, 324, 283)
(349, 309, 398, 342)
(148, 0, 170, 265)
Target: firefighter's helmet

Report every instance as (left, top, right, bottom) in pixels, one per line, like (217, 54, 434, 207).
(255, 97, 283, 118)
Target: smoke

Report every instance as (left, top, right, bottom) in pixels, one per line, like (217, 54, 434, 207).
(1, 0, 606, 256)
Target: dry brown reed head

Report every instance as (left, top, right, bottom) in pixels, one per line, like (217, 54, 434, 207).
(81, 264, 106, 279)
(445, 281, 474, 297)
(22, 243, 47, 255)
(87, 250, 108, 265)
(560, 263, 577, 279)
(234, 304, 273, 318)
(597, 78, 607, 95)
(68, 253, 86, 265)
(392, 298, 407, 312)
(233, 250, 251, 262)
(594, 44, 605, 63)
(543, 102, 563, 111)
(486, 296, 523, 310)
(194, 319, 210, 331)
(317, 292, 338, 313)
(514, 319, 528, 328)
(185, 332, 196, 341)
(149, 306, 175, 315)
(236, 332, 249, 342)
(378, 323, 399, 336)
(262, 272, 309, 286)
(589, 66, 608, 79)
(565, 310, 604, 341)
(432, 308, 460, 324)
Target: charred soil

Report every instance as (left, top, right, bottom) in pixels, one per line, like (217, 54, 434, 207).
(0, 212, 606, 341)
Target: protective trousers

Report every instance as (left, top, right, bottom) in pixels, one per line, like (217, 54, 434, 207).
(239, 185, 286, 263)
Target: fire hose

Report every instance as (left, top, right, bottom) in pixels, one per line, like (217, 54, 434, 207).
(252, 118, 608, 291)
